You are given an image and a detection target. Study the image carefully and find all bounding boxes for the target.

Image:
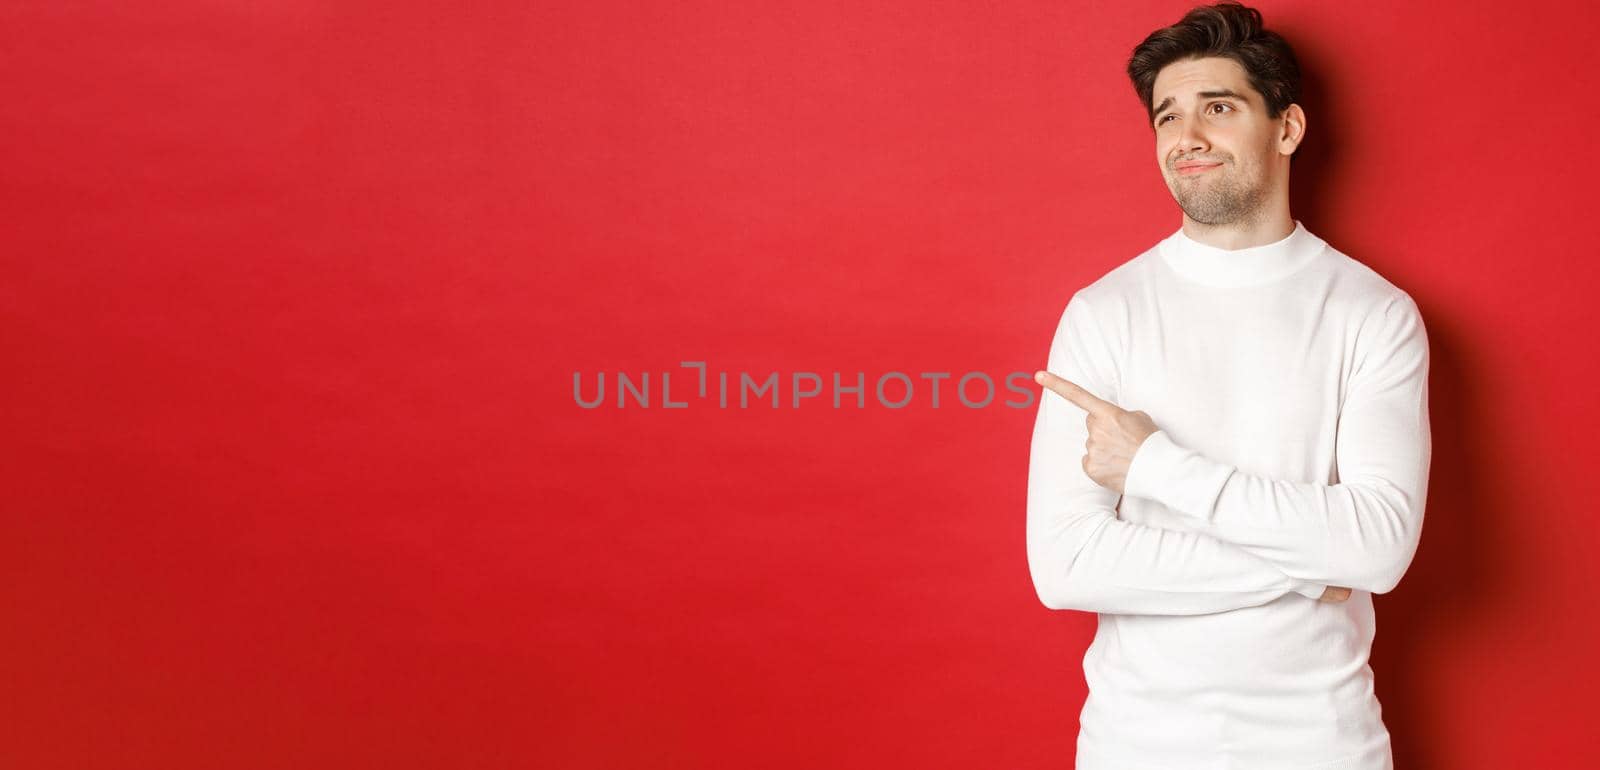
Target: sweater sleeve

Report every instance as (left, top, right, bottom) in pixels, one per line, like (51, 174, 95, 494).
(1026, 293, 1328, 615)
(1122, 294, 1432, 595)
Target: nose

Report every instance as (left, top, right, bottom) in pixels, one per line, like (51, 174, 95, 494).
(1175, 121, 1209, 158)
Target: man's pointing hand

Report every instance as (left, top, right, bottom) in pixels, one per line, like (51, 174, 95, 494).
(1033, 369, 1159, 495)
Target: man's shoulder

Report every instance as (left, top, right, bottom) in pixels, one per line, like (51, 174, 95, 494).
(1317, 240, 1424, 321)
(1066, 241, 1161, 309)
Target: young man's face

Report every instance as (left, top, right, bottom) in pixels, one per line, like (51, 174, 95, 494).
(1150, 56, 1293, 227)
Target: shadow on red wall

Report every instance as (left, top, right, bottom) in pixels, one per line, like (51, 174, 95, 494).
(1292, 43, 1503, 770)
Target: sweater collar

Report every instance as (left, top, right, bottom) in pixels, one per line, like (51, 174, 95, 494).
(1158, 219, 1325, 288)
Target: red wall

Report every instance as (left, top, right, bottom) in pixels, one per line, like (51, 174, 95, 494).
(5, 1, 1597, 767)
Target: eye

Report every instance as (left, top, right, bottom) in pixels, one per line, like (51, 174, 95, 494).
(1209, 102, 1234, 115)
(1157, 114, 1175, 126)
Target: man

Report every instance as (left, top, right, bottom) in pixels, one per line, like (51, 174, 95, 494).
(1024, 3, 1431, 769)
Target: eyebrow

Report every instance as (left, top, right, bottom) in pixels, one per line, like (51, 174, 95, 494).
(1152, 89, 1248, 122)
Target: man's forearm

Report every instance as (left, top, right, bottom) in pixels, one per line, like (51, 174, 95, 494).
(1026, 495, 1331, 614)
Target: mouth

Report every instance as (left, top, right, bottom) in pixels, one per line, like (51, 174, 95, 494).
(1176, 162, 1222, 176)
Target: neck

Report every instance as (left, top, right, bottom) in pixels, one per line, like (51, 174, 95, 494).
(1180, 202, 1294, 251)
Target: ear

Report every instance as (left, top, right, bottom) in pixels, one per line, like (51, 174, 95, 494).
(1278, 103, 1307, 157)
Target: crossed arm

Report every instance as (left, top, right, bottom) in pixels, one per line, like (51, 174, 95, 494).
(1118, 295, 1432, 594)
(1025, 293, 1431, 614)
(1026, 294, 1328, 615)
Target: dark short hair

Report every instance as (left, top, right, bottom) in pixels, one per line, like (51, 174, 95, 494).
(1126, 2, 1301, 125)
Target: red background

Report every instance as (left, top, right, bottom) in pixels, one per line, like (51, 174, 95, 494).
(5, 1, 1598, 767)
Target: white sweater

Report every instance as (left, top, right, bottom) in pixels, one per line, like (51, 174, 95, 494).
(1026, 219, 1431, 770)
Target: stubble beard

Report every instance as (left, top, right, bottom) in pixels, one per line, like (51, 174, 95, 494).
(1171, 160, 1268, 227)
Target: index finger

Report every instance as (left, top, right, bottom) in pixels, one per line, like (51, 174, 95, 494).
(1033, 369, 1116, 416)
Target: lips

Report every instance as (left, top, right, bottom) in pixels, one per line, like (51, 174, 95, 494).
(1176, 161, 1222, 175)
